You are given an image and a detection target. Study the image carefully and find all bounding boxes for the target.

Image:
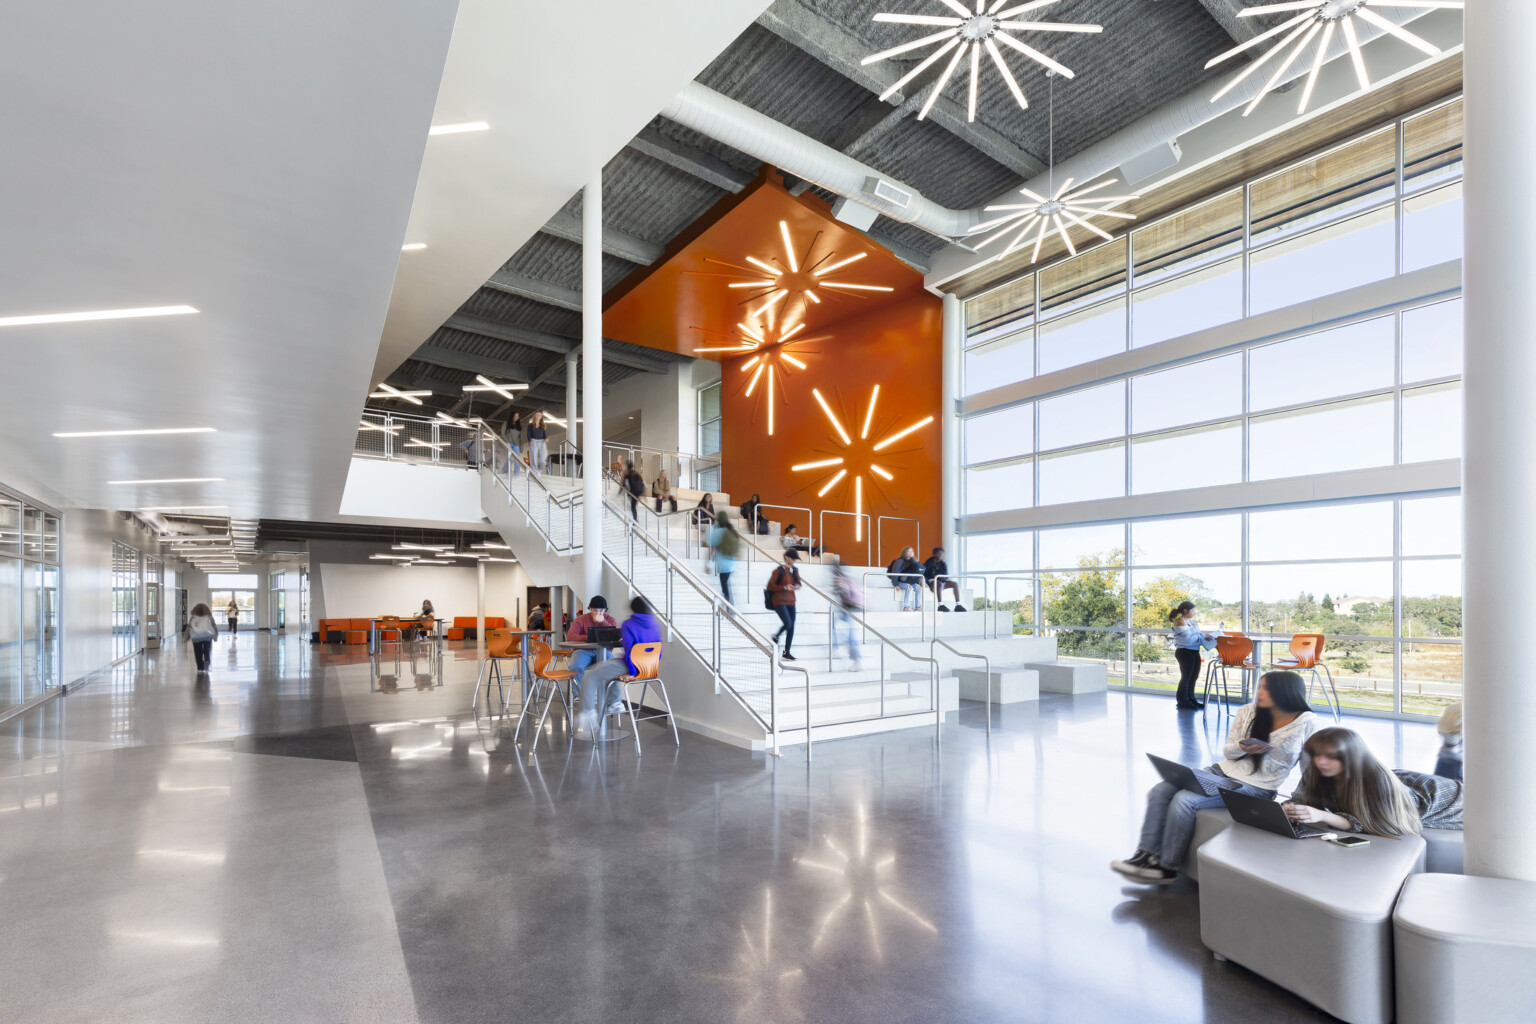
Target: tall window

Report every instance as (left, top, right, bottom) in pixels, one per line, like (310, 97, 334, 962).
(697, 381, 722, 493)
(113, 540, 141, 663)
(958, 98, 1465, 721)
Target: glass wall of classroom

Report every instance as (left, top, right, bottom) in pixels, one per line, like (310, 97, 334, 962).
(963, 496, 1461, 718)
(958, 99, 1464, 720)
(1, 487, 63, 715)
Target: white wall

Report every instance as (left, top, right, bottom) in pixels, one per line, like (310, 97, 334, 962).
(309, 538, 530, 625)
(337, 457, 486, 524)
(605, 359, 720, 483)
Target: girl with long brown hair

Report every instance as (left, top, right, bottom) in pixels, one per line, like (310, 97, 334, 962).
(1286, 727, 1463, 836)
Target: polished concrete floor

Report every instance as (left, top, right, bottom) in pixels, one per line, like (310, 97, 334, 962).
(0, 634, 1441, 1023)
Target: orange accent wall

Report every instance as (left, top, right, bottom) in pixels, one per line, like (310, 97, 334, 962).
(721, 292, 942, 568)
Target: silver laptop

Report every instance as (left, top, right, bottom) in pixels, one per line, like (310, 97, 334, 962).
(1147, 753, 1237, 797)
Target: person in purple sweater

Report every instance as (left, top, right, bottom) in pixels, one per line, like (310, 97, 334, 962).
(573, 596, 662, 740)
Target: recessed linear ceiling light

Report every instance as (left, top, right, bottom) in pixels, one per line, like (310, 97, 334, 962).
(483, 557, 519, 563)
(392, 542, 453, 551)
(471, 541, 511, 550)
(107, 477, 222, 485)
(428, 121, 490, 136)
(54, 427, 215, 438)
(138, 505, 228, 512)
(863, 1, 1103, 122)
(370, 554, 416, 560)
(401, 243, 428, 251)
(0, 305, 198, 329)
(1209, 1, 1461, 118)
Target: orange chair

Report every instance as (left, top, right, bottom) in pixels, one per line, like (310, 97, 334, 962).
(470, 627, 523, 716)
(599, 643, 677, 755)
(1202, 634, 1256, 716)
(513, 638, 577, 751)
(1274, 633, 1341, 720)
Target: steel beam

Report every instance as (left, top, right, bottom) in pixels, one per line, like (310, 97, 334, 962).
(540, 209, 662, 266)
(484, 269, 582, 312)
(628, 125, 755, 193)
(442, 313, 671, 374)
(1195, 0, 1263, 44)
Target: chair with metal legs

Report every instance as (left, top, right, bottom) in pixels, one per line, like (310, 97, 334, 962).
(1273, 633, 1341, 720)
(598, 643, 678, 756)
(1202, 634, 1256, 716)
(514, 638, 578, 751)
(471, 627, 522, 716)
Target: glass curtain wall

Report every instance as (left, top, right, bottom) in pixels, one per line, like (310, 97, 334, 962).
(959, 98, 1464, 721)
(0, 488, 62, 713)
(697, 381, 723, 493)
(964, 496, 1460, 718)
(112, 540, 142, 662)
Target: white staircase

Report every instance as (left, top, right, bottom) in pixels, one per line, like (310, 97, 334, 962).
(476, 443, 983, 751)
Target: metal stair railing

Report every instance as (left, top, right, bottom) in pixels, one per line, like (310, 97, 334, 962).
(932, 638, 991, 738)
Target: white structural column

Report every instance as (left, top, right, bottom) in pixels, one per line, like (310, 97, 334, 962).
(582, 173, 604, 603)
(1463, 0, 1536, 882)
(940, 292, 962, 568)
(565, 350, 579, 450)
(475, 560, 485, 652)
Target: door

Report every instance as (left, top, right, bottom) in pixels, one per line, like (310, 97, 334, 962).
(144, 582, 162, 650)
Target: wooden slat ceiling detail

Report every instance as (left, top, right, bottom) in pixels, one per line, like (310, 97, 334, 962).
(949, 54, 1463, 302)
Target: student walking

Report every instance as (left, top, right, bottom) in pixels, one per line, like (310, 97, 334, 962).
(709, 511, 740, 606)
(527, 412, 549, 474)
(768, 549, 801, 661)
(225, 598, 240, 636)
(832, 559, 864, 670)
(623, 462, 646, 520)
(188, 603, 218, 673)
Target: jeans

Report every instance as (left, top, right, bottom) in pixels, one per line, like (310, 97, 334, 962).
(507, 442, 522, 476)
(835, 607, 861, 666)
(193, 640, 212, 671)
(565, 649, 599, 700)
(529, 438, 548, 473)
(574, 658, 629, 739)
(628, 494, 639, 520)
(1174, 648, 1203, 706)
(655, 496, 677, 513)
(1138, 770, 1276, 870)
(719, 571, 733, 607)
(773, 604, 796, 653)
(227, 618, 238, 634)
(1434, 747, 1464, 781)
(895, 582, 921, 611)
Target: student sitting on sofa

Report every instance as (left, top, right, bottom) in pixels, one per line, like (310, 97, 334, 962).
(1284, 726, 1463, 836)
(1112, 671, 1318, 884)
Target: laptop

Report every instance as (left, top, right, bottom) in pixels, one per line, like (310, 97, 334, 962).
(586, 625, 622, 647)
(1220, 789, 1333, 840)
(1147, 753, 1238, 797)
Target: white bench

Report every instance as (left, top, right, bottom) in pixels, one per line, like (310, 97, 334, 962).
(1181, 808, 1232, 883)
(1423, 827, 1463, 874)
(954, 667, 1038, 703)
(1394, 873, 1536, 1024)
(1024, 661, 1108, 694)
(1198, 825, 1426, 1024)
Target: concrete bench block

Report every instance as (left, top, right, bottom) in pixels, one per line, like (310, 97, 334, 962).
(1024, 661, 1108, 694)
(954, 667, 1039, 704)
(1423, 827, 1463, 874)
(1181, 808, 1232, 883)
(1394, 873, 1536, 1024)
(1198, 826, 1425, 1024)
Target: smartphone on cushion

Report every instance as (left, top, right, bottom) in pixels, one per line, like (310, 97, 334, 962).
(1325, 835, 1371, 849)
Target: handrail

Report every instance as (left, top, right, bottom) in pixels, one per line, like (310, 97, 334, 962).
(929, 572, 991, 641)
(817, 510, 870, 567)
(863, 570, 925, 625)
(756, 503, 812, 538)
(932, 638, 991, 738)
(990, 574, 1040, 639)
(876, 516, 919, 568)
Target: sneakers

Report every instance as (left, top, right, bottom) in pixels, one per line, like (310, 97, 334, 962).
(954, 604, 967, 612)
(781, 651, 796, 661)
(938, 604, 951, 612)
(604, 701, 627, 716)
(1110, 850, 1178, 884)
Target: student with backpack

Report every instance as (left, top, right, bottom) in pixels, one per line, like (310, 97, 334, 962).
(188, 603, 218, 674)
(709, 510, 741, 606)
(623, 462, 646, 520)
(766, 549, 801, 661)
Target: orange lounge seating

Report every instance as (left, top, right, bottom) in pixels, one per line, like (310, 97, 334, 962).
(343, 630, 367, 645)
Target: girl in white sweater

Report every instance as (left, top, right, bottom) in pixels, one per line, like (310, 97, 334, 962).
(1113, 671, 1319, 884)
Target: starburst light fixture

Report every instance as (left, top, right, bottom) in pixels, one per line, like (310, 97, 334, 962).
(692, 222, 893, 340)
(1208, 1, 1461, 118)
(793, 385, 935, 541)
(968, 175, 1139, 262)
(862, 0, 1103, 122)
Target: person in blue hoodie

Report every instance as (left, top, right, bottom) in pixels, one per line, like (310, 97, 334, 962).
(573, 596, 663, 740)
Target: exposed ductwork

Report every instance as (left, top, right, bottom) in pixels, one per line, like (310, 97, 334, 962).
(659, 6, 1449, 245)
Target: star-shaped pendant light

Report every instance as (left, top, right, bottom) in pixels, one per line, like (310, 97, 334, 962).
(692, 222, 894, 340)
(862, 0, 1103, 122)
(792, 385, 935, 541)
(968, 176, 1139, 262)
(1207, 1, 1460, 118)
